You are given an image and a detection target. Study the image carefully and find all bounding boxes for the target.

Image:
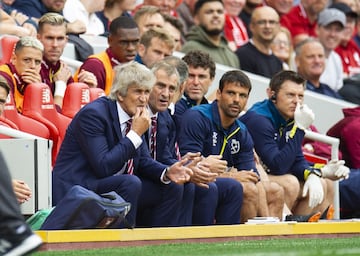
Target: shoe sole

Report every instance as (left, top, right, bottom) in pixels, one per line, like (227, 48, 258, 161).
(307, 212, 321, 222)
(4, 234, 42, 256)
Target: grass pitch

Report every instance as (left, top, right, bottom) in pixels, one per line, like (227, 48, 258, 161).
(34, 236, 360, 256)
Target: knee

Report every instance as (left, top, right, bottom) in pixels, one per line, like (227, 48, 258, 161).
(128, 175, 142, 194)
(166, 182, 184, 199)
(242, 182, 258, 203)
(268, 182, 284, 201)
(283, 175, 300, 196)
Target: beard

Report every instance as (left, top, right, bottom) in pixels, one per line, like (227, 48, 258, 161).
(201, 25, 223, 37)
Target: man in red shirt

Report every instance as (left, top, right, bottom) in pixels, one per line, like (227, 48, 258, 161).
(281, 0, 327, 46)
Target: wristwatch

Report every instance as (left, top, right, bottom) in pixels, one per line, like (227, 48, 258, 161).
(308, 167, 322, 177)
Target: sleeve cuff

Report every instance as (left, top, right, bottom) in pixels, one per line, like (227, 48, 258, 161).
(126, 130, 142, 149)
(160, 167, 171, 184)
(54, 81, 67, 97)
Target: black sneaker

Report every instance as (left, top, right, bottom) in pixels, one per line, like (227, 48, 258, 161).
(285, 211, 321, 222)
(0, 225, 42, 256)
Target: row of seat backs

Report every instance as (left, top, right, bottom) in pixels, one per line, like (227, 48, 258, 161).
(1, 82, 105, 166)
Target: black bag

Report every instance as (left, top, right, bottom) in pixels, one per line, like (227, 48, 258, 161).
(40, 185, 131, 230)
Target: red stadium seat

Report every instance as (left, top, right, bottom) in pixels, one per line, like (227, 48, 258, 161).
(0, 35, 19, 65)
(3, 92, 50, 139)
(89, 87, 106, 102)
(0, 117, 19, 139)
(62, 82, 90, 118)
(22, 83, 71, 166)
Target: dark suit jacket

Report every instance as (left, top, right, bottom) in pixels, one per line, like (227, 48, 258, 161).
(52, 97, 167, 203)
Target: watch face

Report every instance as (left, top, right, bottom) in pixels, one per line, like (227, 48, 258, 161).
(312, 168, 322, 177)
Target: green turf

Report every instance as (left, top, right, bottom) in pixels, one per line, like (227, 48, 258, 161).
(34, 236, 360, 256)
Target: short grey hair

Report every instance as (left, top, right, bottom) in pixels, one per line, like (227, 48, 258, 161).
(14, 36, 44, 53)
(109, 61, 156, 100)
(163, 56, 188, 86)
(151, 60, 180, 88)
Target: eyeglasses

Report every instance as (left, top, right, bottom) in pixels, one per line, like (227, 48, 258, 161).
(254, 20, 279, 26)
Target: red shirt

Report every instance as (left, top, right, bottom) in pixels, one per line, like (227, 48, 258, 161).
(335, 39, 360, 76)
(280, 5, 317, 40)
(224, 14, 249, 49)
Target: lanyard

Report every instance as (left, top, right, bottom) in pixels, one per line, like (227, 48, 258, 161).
(219, 127, 240, 156)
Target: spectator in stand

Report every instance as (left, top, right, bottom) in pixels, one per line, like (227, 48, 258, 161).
(316, 8, 346, 92)
(163, 14, 184, 51)
(0, 36, 43, 113)
(52, 62, 193, 228)
(333, 3, 360, 77)
(240, 70, 350, 221)
(295, 38, 343, 99)
(0, 2, 37, 37)
(133, 5, 165, 36)
(327, 106, 360, 169)
(264, 0, 293, 17)
(239, 0, 263, 38)
(329, 3, 360, 104)
(271, 26, 295, 70)
(74, 16, 140, 95)
(223, 0, 249, 51)
(63, 0, 106, 36)
(181, 0, 240, 68)
(37, 13, 97, 109)
(176, 0, 196, 37)
(327, 106, 360, 219)
(134, 28, 175, 68)
(335, 0, 360, 12)
(236, 6, 283, 78)
(11, 0, 87, 35)
(353, 12, 360, 49)
(136, 0, 178, 16)
(96, 0, 136, 36)
(280, 0, 328, 47)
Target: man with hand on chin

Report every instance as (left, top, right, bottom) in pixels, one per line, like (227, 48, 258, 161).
(52, 62, 193, 228)
(240, 70, 349, 222)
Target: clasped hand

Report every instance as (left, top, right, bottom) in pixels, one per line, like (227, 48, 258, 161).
(321, 160, 350, 181)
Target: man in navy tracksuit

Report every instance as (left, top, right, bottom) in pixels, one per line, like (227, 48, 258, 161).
(178, 70, 262, 224)
(240, 70, 350, 221)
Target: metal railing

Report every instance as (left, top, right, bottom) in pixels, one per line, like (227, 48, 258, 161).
(305, 130, 341, 219)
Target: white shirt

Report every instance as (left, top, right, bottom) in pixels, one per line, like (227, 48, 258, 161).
(63, 0, 105, 36)
(320, 51, 344, 92)
(116, 101, 142, 149)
